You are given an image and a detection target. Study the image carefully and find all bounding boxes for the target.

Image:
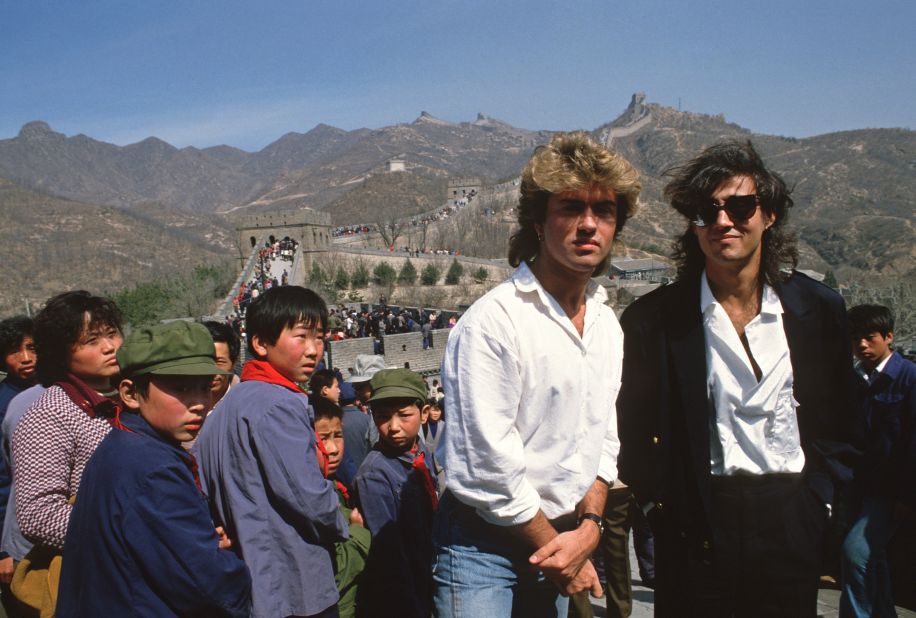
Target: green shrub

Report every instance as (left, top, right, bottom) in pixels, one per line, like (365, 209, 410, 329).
(421, 263, 441, 286)
(398, 260, 418, 285)
(445, 259, 464, 284)
(373, 262, 397, 287)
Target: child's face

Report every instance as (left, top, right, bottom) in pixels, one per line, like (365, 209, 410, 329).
(254, 320, 324, 384)
(69, 315, 123, 389)
(315, 416, 344, 476)
(124, 375, 213, 443)
(321, 378, 341, 404)
(371, 399, 428, 452)
(427, 405, 442, 422)
(852, 331, 894, 367)
(3, 335, 36, 382)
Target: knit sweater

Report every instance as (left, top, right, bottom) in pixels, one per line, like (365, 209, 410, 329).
(11, 385, 112, 549)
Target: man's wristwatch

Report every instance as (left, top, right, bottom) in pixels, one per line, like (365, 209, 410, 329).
(578, 512, 604, 534)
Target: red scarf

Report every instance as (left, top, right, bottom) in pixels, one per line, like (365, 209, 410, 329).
(55, 372, 121, 422)
(411, 445, 439, 510)
(314, 431, 350, 505)
(240, 360, 306, 394)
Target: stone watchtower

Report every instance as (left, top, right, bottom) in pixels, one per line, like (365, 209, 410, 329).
(235, 208, 332, 262)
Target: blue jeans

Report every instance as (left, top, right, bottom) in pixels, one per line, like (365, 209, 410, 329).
(431, 494, 569, 618)
(840, 496, 899, 618)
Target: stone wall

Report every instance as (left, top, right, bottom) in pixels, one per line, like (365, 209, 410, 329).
(326, 329, 451, 377)
(326, 337, 376, 376)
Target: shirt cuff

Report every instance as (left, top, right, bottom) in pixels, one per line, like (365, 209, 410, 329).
(597, 456, 618, 485)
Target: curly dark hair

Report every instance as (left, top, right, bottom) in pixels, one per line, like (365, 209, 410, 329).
(33, 291, 123, 386)
(664, 140, 798, 286)
(508, 131, 641, 276)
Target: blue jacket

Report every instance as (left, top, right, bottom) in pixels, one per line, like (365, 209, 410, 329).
(0, 378, 28, 559)
(56, 412, 251, 617)
(853, 352, 916, 508)
(353, 443, 436, 618)
(195, 379, 348, 618)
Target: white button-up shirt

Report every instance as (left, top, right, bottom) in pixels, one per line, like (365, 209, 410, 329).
(439, 262, 623, 525)
(701, 272, 806, 476)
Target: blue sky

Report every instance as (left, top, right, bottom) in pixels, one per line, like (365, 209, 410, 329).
(2, 0, 913, 151)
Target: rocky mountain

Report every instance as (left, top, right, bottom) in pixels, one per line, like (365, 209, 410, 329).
(0, 114, 549, 216)
(0, 177, 235, 316)
(599, 94, 915, 284)
(0, 93, 912, 294)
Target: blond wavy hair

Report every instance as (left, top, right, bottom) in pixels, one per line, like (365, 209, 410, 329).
(508, 132, 641, 275)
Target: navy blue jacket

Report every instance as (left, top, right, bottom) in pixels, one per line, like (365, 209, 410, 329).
(57, 412, 251, 617)
(853, 352, 916, 508)
(353, 443, 436, 618)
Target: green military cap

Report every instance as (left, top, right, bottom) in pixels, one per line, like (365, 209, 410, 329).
(117, 321, 231, 379)
(369, 368, 428, 403)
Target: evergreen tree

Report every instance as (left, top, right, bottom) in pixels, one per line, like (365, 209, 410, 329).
(373, 262, 397, 287)
(445, 259, 464, 284)
(398, 260, 418, 285)
(473, 266, 489, 283)
(421, 263, 441, 286)
(334, 266, 350, 290)
(351, 261, 370, 288)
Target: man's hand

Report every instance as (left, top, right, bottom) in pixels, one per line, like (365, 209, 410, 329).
(349, 507, 365, 527)
(215, 526, 232, 550)
(0, 556, 13, 584)
(528, 524, 602, 595)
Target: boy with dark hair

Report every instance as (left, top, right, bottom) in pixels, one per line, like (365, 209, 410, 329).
(311, 368, 341, 404)
(202, 320, 240, 404)
(12, 291, 122, 552)
(313, 397, 371, 618)
(57, 321, 251, 617)
(841, 304, 916, 617)
(0, 316, 36, 600)
(196, 286, 350, 618)
(353, 368, 437, 618)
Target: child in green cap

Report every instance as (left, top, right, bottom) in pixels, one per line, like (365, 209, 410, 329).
(56, 321, 251, 617)
(353, 367, 437, 617)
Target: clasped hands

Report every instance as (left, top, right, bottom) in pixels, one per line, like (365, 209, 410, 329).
(528, 522, 603, 597)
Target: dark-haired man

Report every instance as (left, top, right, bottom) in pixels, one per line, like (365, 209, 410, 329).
(840, 304, 916, 617)
(434, 132, 641, 616)
(617, 141, 856, 616)
(203, 320, 240, 404)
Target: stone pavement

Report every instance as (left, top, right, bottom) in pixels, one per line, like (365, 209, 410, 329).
(581, 537, 916, 617)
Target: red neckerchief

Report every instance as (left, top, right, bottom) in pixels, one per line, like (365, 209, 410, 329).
(54, 372, 121, 422)
(410, 444, 439, 510)
(240, 360, 306, 394)
(335, 480, 350, 506)
(187, 452, 205, 495)
(315, 431, 331, 477)
(314, 431, 350, 504)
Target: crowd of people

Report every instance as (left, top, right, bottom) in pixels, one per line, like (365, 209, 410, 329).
(324, 305, 451, 351)
(0, 132, 911, 618)
(331, 189, 478, 243)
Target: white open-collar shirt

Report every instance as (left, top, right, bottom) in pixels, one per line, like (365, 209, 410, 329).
(439, 262, 623, 525)
(701, 272, 806, 476)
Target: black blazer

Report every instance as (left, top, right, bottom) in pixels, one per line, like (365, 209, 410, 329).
(617, 271, 858, 541)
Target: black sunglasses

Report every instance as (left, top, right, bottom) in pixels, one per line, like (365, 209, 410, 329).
(693, 194, 760, 227)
